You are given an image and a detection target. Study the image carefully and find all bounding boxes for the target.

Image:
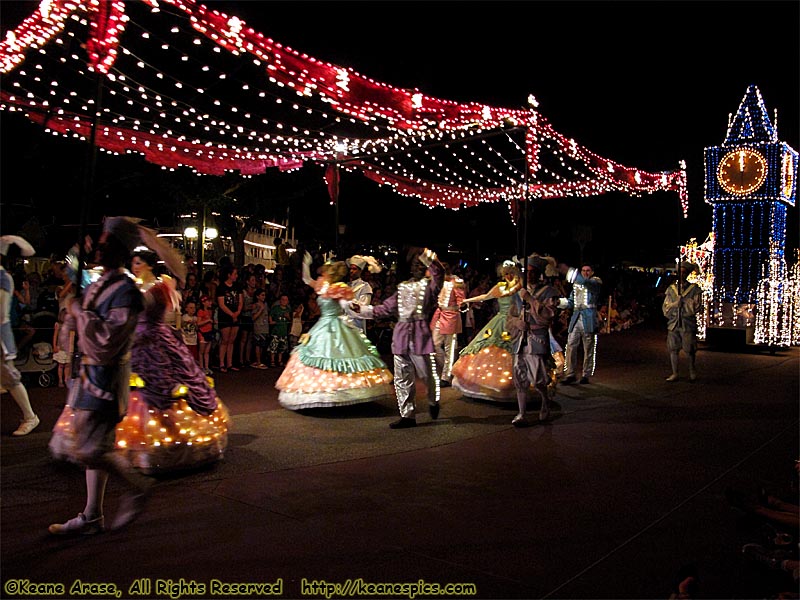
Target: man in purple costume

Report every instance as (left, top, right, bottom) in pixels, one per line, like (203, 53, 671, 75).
(510, 255, 560, 427)
(350, 248, 444, 429)
(48, 217, 152, 535)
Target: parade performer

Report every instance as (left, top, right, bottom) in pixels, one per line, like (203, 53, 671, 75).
(510, 255, 560, 427)
(430, 263, 465, 387)
(349, 248, 444, 429)
(51, 220, 229, 480)
(131, 248, 180, 330)
(345, 254, 381, 334)
(559, 263, 602, 385)
(662, 261, 703, 382)
(124, 237, 227, 474)
(0, 235, 39, 436)
(116, 273, 230, 474)
(48, 217, 152, 534)
(451, 260, 522, 401)
(276, 253, 393, 410)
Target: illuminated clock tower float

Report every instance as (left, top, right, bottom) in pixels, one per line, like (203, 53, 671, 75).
(703, 84, 797, 346)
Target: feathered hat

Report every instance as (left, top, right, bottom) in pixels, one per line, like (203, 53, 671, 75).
(347, 254, 382, 274)
(526, 253, 550, 272)
(542, 255, 558, 278)
(103, 216, 187, 283)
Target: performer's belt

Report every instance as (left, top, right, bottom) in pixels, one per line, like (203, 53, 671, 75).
(399, 315, 426, 323)
(438, 305, 460, 311)
(576, 305, 595, 310)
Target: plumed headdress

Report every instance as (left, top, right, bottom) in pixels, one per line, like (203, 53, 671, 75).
(347, 254, 382, 274)
(526, 253, 550, 272)
(542, 255, 558, 278)
(103, 216, 143, 254)
(507, 256, 525, 268)
(103, 216, 187, 283)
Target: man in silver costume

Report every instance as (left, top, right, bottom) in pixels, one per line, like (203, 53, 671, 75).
(349, 248, 444, 429)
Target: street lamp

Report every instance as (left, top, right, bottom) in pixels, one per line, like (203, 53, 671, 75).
(184, 225, 219, 242)
(183, 209, 218, 279)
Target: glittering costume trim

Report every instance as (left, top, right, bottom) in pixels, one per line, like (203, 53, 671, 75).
(279, 384, 395, 410)
(276, 353, 394, 410)
(293, 333, 387, 373)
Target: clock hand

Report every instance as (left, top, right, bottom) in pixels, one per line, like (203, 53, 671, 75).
(738, 151, 746, 187)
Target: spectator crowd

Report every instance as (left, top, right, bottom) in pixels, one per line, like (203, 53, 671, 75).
(7, 239, 674, 381)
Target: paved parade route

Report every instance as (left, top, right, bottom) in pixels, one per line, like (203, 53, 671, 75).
(2, 325, 798, 599)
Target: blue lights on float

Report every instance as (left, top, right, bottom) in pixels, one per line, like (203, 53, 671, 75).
(702, 85, 798, 345)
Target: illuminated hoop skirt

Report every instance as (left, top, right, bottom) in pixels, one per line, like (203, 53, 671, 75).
(50, 280, 230, 474)
(115, 390, 230, 474)
(277, 353, 394, 409)
(452, 305, 518, 401)
(49, 391, 230, 475)
(452, 310, 563, 402)
(276, 296, 393, 410)
(452, 345, 517, 401)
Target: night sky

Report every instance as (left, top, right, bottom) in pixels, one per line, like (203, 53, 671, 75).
(1, 1, 798, 267)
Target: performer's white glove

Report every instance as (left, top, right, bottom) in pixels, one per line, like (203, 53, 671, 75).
(339, 299, 356, 315)
(419, 248, 437, 267)
(301, 251, 313, 286)
(565, 266, 579, 284)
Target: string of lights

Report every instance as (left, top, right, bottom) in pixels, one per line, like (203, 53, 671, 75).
(0, 0, 687, 216)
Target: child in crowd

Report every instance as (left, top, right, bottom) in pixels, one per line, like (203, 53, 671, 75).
(251, 288, 270, 369)
(197, 295, 215, 375)
(289, 303, 304, 349)
(268, 294, 291, 367)
(181, 299, 199, 363)
(51, 306, 74, 387)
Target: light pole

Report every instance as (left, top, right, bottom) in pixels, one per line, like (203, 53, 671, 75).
(184, 206, 218, 281)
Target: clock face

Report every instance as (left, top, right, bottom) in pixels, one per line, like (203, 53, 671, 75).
(783, 152, 795, 197)
(717, 148, 767, 195)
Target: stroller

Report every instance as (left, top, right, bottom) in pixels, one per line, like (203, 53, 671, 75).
(12, 309, 58, 387)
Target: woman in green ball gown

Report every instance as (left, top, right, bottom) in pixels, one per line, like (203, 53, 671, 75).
(451, 260, 523, 401)
(276, 253, 393, 409)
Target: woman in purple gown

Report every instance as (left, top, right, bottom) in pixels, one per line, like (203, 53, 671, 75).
(115, 278, 230, 474)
